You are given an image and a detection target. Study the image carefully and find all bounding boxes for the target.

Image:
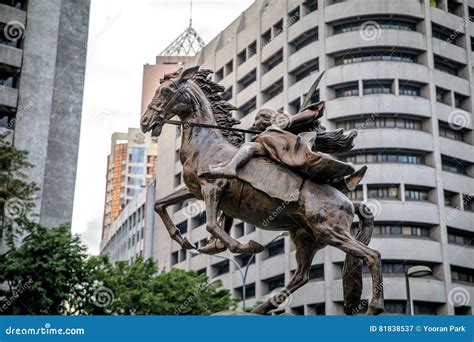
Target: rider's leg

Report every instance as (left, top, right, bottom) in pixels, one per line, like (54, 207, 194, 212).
(200, 142, 264, 179)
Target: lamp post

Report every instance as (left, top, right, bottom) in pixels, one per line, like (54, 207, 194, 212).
(190, 231, 289, 311)
(405, 265, 432, 315)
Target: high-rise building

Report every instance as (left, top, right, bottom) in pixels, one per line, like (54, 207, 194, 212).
(152, 0, 473, 315)
(101, 128, 157, 243)
(0, 0, 90, 227)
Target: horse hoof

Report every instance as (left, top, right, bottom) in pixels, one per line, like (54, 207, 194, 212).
(182, 238, 196, 250)
(199, 240, 227, 255)
(366, 304, 384, 315)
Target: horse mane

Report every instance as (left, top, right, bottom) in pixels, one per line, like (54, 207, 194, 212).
(191, 69, 244, 147)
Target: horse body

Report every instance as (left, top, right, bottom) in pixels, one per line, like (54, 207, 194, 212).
(141, 66, 384, 315)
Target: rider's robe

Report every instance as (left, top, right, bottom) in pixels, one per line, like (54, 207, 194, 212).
(252, 126, 355, 182)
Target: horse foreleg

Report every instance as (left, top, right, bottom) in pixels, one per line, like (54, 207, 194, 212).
(154, 187, 195, 250)
(199, 212, 231, 254)
(201, 183, 263, 254)
(252, 229, 320, 315)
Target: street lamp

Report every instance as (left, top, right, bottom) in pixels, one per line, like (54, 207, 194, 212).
(405, 265, 432, 315)
(190, 231, 289, 311)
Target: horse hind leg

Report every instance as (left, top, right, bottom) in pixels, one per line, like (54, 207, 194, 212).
(252, 229, 321, 315)
(317, 221, 384, 315)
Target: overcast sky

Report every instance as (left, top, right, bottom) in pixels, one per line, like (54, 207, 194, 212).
(72, 0, 254, 255)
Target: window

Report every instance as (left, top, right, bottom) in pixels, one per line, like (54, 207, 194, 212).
(448, 228, 474, 247)
(444, 190, 457, 207)
(174, 172, 182, 187)
(373, 224, 431, 238)
(224, 60, 233, 76)
(399, 83, 421, 96)
(363, 81, 392, 95)
(302, 0, 317, 14)
(340, 151, 424, 165)
(441, 157, 468, 175)
(176, 221, 187, 234)
(233, 222, 244, 238)
(308, 264, 324, 281)
(367, 185, 400, 200)
(333, 19, 416, 35)
(464, 194, 474, 212)
(434, 55, 463, 76)
(335, 50, 418, 65)
(345, 185, 363, 201)
(129, 166, 144, 174)
(192, 212, 206, 228)
(307, 303, 325, 315)
(272, 19, 284, 39)
(236, 253, 255, 267)
(171, 251, 179, 265)
(215, 68, 224, 82)
(128, 177, 144, 186)
(384, 301, 407, 314)
(129, 147, 145, 163)
(447, 0, 463, 16)
(288, 7, 300, 26)
(262, 79, 283, 101)
(212, 260, 230, 276)
(126, 188, 141, 197)
(262, 49, 283, 73)
(432, 23, 462, 45)
(238, 69, 257, 91)
(289, 27, 318, 52)
(335, 83, 359, 98)
(266, 239, 285, 258)
(235, 283, 256, 299)
(261, 29, 271, 46)
(175, 149, 180, 162)
(290, 57, 319, 82)
(248, 41, 257, 57)
(405, 186, 430, 201)
(436, 87, 450, 105)
(246, 224, 256, 234)
(336, 116, 422, 131)
(239, 97, 256, 118)
(223, 86, 232, 101)
(454, 93, 468, 110)
(237, 49, 247, 65)
(439, 123, 463, 141)
(264, 274, 285, 293)
(451, 266, 474, 283)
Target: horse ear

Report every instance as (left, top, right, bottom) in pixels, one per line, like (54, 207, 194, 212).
(179, 66, 200, 83)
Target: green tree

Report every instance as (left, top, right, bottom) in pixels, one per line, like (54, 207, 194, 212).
(97, 260, 233, 315)
(0, 221, 93, 315)
(0, 220, 233, 315)
(0, 132, 39, 247)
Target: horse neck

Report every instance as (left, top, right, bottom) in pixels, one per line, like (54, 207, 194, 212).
(179, 85, 227, 162)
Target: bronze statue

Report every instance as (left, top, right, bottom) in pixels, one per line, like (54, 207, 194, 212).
(141, 67, 384, 315)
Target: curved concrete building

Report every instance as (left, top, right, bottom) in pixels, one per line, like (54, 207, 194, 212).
(153, 0, 474, 315)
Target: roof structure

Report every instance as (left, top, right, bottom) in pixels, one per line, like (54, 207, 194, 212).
(159, 20, 205, 56)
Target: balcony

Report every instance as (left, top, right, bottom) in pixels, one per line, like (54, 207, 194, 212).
(353, 128, 433, 152)
(0, 4, 26, 26)
(0, 44, 22, 71)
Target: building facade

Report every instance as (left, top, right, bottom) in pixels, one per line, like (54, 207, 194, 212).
(0, 0, 90, 227)
(101, 128, 158, 244)
(153, 0, 473, 315)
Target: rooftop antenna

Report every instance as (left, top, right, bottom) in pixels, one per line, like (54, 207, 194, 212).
(189, 0, 193, 27)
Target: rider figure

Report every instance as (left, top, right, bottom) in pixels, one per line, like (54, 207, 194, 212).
(201, 101, 366, 192)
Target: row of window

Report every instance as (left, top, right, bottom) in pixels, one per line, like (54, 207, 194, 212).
(340, 151, 425, 165)
(336, 116, 422, 131)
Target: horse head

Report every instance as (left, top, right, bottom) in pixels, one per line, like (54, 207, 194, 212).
(140, 66, 200, 136)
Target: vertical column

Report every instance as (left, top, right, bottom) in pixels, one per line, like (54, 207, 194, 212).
(422, 0, 454, 315)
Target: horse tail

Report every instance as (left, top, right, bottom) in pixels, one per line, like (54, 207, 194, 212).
(342, 202, 374, 315)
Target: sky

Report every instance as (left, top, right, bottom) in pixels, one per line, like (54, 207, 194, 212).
(72, 0, 254, 255)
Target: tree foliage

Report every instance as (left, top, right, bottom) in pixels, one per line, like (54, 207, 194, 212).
(0, 221, 233, 315)
(0, 132, 39, 247)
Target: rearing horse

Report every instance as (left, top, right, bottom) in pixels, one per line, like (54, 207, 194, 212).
(140, 66, 384, 315)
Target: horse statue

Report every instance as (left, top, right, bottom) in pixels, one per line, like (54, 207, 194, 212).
(140, 66, 384, 315)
